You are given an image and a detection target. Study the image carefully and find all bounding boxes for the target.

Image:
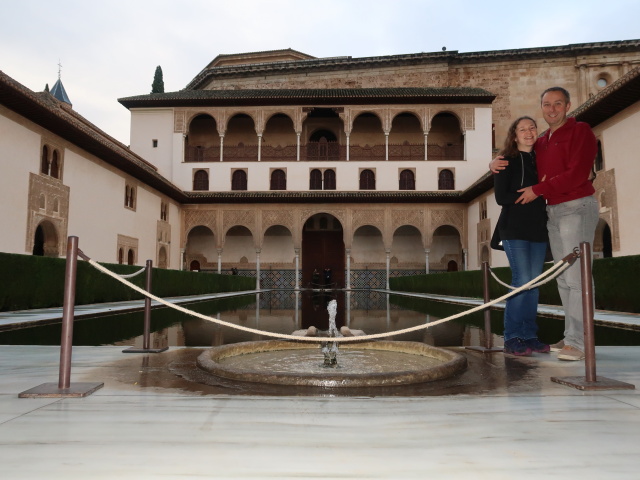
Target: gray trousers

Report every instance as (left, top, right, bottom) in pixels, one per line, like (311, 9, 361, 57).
(546, 195, 599, 350)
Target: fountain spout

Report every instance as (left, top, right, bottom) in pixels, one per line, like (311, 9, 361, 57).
(321, 300, 340, 366)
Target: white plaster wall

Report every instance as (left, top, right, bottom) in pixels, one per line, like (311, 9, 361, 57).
(465, 199, 480, 271)
(486, 190, 509, 268)
(129, 109, 175, 180)
(0, 111, 39, 254)
(592, 102, 640, 257)
(64, 149, 179, 265)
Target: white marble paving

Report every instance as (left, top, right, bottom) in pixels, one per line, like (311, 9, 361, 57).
(0, 346, 639, 479)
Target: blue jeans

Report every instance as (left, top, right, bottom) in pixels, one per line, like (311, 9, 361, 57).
(502, 239, 548, 342)
(547, 195, 599, 350)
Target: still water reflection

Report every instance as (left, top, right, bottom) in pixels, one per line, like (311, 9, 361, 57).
(1, 290, 638, 348)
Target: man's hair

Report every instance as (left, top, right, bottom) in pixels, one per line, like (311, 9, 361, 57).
(541, 86, 570, 103)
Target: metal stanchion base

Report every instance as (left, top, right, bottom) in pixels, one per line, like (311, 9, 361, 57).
(122, 347, 169, 354)
(551, 376, 635, 391)
(19, 382, 104, 398)
(465, 346, 504, 353)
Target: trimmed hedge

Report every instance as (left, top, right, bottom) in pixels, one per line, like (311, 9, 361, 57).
(0, 252, 255, 312)
(390, 255, 640, 314)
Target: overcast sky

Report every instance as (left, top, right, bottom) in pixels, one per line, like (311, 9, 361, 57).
(2, 0, 638, 145)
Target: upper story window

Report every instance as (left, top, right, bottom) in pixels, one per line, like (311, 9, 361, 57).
(309, 169, 336, 190)
(124, 184, 136, 210)
(595, 140, 604, 172)
(480, 199, 488, 220)
(270, 169, 286, 190)
(438, 169, 455, 190)
(359, 169, 376, 190)
(152, 139, 158, 148)
(193, 169, 209, 191)
(323, 169, 336, 190)
(41, 146, 49, 175)
(310, 169, 322, 190)
(40, 143, 63, 180)
(399, 169, 415, 190)
(160, 202, 168, 221)
(232, 170, 248, 191)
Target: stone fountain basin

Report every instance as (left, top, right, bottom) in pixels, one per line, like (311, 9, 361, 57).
(197, 340, 467, 388)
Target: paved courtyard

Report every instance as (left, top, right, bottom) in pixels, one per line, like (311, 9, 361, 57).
(1, 343, 639, 479)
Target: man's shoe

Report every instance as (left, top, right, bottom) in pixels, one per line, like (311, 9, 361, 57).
(557, 345, 585, 361)
(524, 338, 550, 353)
(504, 338, 532, 356)
(550, 340, 565, 352)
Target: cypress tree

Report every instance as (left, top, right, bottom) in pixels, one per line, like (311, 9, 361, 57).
(151, 65, 164, 93)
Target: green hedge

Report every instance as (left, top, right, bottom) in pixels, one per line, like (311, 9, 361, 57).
(390, 255, 640, 314)
(0, 252, 255, 312)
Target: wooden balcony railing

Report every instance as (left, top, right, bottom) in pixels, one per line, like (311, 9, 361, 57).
(261, 144, 297, 162)
(185, 142, 464, 162)
(303, 141, 343, 161)
(428, 144, 463, 160)
(185, 145, 220, 162)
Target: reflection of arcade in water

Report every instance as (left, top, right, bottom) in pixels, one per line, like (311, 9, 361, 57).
(181, 290, 476, 348)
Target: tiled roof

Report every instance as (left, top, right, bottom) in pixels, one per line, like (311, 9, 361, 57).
(0, 71, 188, 202)
(119, 87, 495, 109)
(185, 40, 640, 90)
(570, 66, 640, 127)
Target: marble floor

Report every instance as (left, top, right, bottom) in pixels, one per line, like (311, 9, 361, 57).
(1, 345, 639, 479)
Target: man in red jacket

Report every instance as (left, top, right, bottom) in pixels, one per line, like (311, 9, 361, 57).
(493, 87, 598, 361)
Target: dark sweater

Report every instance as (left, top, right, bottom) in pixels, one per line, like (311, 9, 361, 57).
(493, 151, 548, 244)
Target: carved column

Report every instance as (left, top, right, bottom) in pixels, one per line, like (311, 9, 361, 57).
(345, 248, 351, 290)
(385, 249, 391, 289)
(296, 133, 301, 162)
(219, 135, 224, 162)
(424, 133, 428, 161)
(463, 248, 468, 271)
(424, 248, 430, 274)
(255, 249, 261, 289)
(346, 134, 350, 161)
(385, 132, 389, 161)
(217, 248, 223, 274)
(294, 248, 300, 291)
(257, 134, 262, 162)
(463, 131, 467, 161)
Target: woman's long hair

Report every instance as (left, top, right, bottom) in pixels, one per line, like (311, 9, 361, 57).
(499, 116, 537, 158)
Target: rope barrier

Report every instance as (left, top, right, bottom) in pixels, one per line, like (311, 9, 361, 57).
(117, 266, 147, 279)
(81, 250, 576, 344)
(488, 256, 575, 290)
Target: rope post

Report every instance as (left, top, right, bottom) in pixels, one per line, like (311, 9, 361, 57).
(551, 242, 634, 391)
(19, 236, 104, 398)
(466, 262, 503, 353)
(123, 259, 168, 354)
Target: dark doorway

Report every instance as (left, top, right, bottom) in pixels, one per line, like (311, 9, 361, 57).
(603, 224, 612, 258)
(302, 214, 345, 288)
(33, 225, 45, 256)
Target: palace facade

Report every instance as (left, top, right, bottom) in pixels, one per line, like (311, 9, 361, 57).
(2, 40, 639, 289)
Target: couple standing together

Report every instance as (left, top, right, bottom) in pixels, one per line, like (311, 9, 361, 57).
(491, 87, 598, 361)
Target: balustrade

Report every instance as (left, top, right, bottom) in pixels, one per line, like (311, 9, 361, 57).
(185, 141, 464, 162)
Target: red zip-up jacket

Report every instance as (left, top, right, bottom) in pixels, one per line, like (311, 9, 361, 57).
(531, 117, 597, 205)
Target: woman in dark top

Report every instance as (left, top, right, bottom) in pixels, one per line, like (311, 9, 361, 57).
(492, 116, 550, 356)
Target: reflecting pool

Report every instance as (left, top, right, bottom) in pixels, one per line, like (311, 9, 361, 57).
(1, 290, 639, 348)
